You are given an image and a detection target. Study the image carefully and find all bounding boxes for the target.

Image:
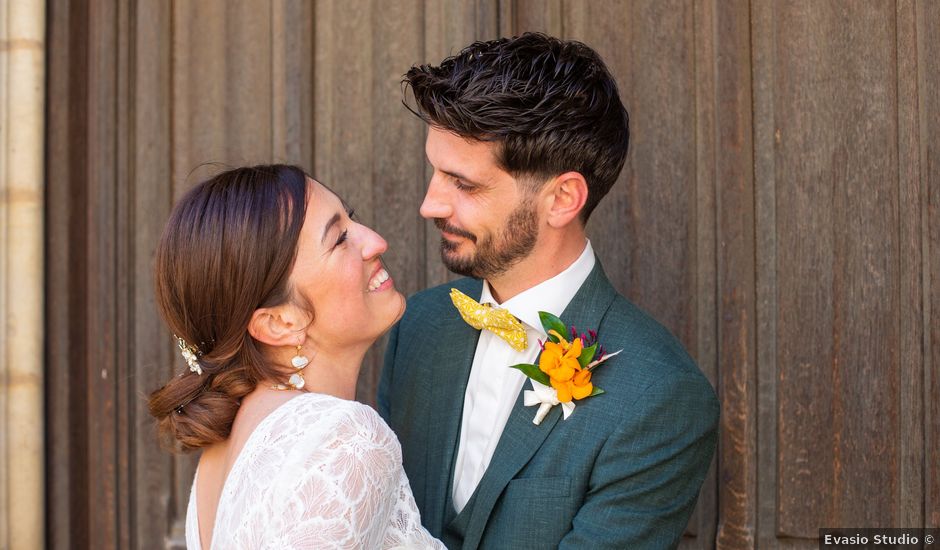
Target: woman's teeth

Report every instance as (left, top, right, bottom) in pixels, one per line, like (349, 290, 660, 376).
(368, 269, 389, 291)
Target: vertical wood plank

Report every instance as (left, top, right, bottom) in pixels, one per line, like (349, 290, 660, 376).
(922, 0, 940, 529)
(171, 0, 225, 189)
(115, 1, 133, 546)
(45, 0, 86, 546)
(896, 0, 926, 531)
(751, 0, 779, 548)
(774, 1, 900, 536)
(86, 0, 120, 547)
(172, 0, 273, 188)
(514, 0, 563, 35)
(498, 0, 515, 36)
(712, 0, 757, 547)
(312, 0, 370, 203)
(131, 0, 174, 546)
(773, 4, 838, 530)
(272, 0, 315, 167)
(225, 1, 274, 160)
(689, 0, 720, 545)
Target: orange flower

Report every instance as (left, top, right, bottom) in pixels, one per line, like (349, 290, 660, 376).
(571, 369, 593, 399)
(539, 337, 582, 380)
(539, 335, 594, 403)
(551, 367, 593, 403)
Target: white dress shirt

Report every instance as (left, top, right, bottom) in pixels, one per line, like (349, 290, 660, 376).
(451, 240, 596, 512)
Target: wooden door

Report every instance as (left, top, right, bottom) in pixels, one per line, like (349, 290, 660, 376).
(44, 1, 939, 548)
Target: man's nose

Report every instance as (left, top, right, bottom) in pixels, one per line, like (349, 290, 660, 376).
(419, 176, 452, 220)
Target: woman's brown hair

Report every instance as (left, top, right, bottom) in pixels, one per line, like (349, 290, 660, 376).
(148, 164, 309, 451)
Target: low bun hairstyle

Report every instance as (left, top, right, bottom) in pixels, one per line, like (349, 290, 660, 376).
(148, 164, 310, 452)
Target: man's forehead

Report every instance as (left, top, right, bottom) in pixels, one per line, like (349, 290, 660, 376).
(426, 129, 502, 174)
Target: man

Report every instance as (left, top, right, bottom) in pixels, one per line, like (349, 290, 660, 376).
(378, 33, 718, 550)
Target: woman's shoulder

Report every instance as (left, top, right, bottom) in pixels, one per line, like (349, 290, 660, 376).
(263, 392, 399, 451)
(208, 394, 408, 548)
(285, 392, 389, 425)
(253, 393, 403, 495)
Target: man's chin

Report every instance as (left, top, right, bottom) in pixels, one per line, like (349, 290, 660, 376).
(440, 249, 479, 278)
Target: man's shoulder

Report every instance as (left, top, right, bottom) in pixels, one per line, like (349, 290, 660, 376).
(590, 293, 717, 413)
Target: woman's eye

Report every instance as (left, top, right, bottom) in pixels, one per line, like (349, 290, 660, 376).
(347, 208, 356, 220)
(335, 229, 349, 247)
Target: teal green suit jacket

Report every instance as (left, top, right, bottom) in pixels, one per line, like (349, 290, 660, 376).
(378, 263, 719, 549)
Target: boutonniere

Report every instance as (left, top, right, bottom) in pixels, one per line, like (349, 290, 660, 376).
(510, 312, 622, 425)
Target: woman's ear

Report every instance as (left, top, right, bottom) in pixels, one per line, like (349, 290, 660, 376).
(248, 304, 308, 347)
(544, 171, 588, 229)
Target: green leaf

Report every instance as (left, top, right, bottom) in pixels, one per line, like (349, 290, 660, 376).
(539, 311, 567, 342)
(509, 362, 551, 386)
(588, 386, 605, 397)
(577, 343, 597, 368)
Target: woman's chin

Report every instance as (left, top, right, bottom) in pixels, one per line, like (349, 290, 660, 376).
(356, 291, 407, 342)
(379, 291, 407, 335)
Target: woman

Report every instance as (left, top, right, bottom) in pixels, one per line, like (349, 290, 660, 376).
(148, 165, 443, 549)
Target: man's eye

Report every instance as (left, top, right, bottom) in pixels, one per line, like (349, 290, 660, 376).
(454, 180, 474, 192)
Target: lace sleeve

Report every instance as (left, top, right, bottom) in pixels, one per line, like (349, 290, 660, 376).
(381, 468, 446, 550)
(245, 397, 443, 550)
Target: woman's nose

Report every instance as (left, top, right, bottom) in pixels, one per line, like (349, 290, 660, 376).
(358, 224, 388, 260)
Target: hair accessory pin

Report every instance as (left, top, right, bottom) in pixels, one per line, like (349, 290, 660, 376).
(175, 336, 203, 376)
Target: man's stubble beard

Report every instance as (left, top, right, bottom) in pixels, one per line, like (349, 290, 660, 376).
(437, 200, 539, 280)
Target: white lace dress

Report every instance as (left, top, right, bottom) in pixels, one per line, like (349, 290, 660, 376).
(185, 392, 444, 549)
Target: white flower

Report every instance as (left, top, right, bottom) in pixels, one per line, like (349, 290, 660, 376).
(523, 380, 576, 425)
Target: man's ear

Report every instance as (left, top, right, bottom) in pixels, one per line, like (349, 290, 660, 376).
(248, 304, 308, 347)
(544, 171, 588, 229)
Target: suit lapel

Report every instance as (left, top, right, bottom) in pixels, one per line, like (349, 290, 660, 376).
(462, 263, 618, 550)
(422, 278, 483, 535)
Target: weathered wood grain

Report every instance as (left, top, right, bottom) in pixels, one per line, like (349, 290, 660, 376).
(689, 0, 720, 546)
(172, 0, 274, 189)
(773, 0, 900, 536)
(712, 0, 757, 547)
(897, 0, 926, 532)
(272, 0, 315, 166)
(514, 0, 563, 36)
(752, 0, 779, 548)
(131, 0, 174, 547)
(86, 0, 120, 547)
(923, 0, 940, 530)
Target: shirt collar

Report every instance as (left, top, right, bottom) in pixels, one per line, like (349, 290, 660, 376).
(479, 239, 596, 335)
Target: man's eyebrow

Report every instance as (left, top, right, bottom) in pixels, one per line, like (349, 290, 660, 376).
(441, 169, 482, 187)
(321, 212, 342, 244)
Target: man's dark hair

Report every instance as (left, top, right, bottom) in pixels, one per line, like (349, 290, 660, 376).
(404, 32, 629, 222)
